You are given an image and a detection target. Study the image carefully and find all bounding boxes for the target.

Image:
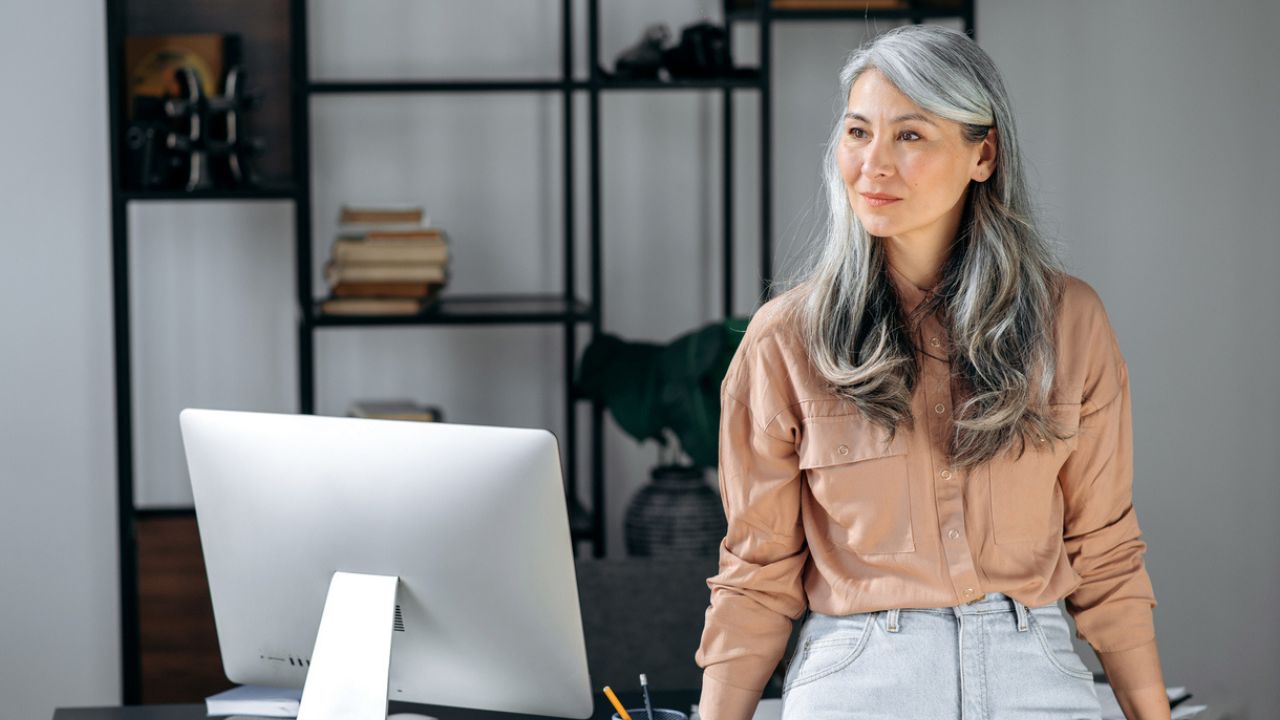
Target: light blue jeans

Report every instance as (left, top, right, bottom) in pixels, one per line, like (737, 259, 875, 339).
(781, 592, 1102, 720)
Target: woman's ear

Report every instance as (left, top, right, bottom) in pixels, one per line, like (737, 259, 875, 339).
(973, 127, 998, 182)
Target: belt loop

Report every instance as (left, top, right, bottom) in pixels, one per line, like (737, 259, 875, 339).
(1012, 596, 1029, 632)
(887, 608, 901, 633)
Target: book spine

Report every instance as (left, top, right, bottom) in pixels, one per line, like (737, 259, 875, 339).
(364, 229, 445, 242)
(338, 207, 425, 225)
(332, 281, 441, 299)
(321, 298, 422, 315)
(325, 262, 448, 284)
(333, 242, 449, 265)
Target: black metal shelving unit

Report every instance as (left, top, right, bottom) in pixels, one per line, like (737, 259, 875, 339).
(106, 0, 974, 704)
(289, 0, 601, 554)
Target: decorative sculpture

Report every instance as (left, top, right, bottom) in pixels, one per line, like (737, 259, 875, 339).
(125, 63, 265, 191)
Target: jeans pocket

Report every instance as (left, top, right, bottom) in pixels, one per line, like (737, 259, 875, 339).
(782, 611, 876, 693)
(1028, 608, 1095, 682)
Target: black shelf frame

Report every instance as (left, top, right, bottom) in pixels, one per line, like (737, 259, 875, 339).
(310, 79, 571, 93)
(119, 187, 300, 202)
(308, 75, 767, 94)
(293, 3, 598, 548)
(309, 294, 593, 327)
(729, 5, 973, 22)
(106, 0, 973, 704)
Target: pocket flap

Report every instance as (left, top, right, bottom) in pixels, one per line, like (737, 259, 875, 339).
(798, 416, 907, 469)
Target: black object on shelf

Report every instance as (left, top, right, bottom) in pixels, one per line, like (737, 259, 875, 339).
(123, 39, 267, 192)
(662, 21, 733, 79)
(105, 0, 974, 704)
(612, 23, 670, 80)
(160, 64, 261, 190)
(606, 19, 738, 82)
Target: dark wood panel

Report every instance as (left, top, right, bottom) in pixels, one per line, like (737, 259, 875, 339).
(136, 515, 228, 703)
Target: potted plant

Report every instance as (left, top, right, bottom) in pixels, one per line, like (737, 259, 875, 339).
(575, 316, 751, 557)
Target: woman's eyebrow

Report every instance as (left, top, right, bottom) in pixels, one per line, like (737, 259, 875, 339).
(844, 111, 937, 126)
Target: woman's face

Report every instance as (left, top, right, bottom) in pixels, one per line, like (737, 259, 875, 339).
(837, 68, 996, 249)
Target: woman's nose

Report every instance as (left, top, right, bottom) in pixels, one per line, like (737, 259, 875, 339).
(862, 136, 894, 177)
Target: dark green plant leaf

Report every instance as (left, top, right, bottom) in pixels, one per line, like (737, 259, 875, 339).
(575, 334, 665, 444)
(574, 316, 752, 468)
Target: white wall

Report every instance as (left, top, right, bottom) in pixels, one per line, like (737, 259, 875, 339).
(0, 2, 121, 719)
(2, 0, 1276, 717)
(981, 3, 1280, 715)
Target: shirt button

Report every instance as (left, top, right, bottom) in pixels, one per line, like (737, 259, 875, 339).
(947, 529, 960, 540)
(964, 587, 975, 596)
(940, 470, 952, 480)
(930, 336, 941, 348)
(837, 444, 849, 455)
(934, 403, 945, 414)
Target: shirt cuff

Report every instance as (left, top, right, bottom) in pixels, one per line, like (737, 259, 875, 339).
(1096, 637, 1165, 692)
(697, 672, 764, 720)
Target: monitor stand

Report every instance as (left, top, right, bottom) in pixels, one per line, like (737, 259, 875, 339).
(296, 571, 400, 720)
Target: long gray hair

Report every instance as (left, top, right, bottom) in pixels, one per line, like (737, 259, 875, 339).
(774, 24, 1072, 470)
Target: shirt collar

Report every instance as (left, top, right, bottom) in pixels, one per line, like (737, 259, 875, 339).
(885, 260, 949, 361)
(885, 260, 933, 316)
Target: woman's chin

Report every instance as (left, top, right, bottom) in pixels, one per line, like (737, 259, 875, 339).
(854, 216, 896, 236)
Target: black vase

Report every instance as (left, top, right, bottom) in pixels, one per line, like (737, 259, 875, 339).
(624, 464, 728, 557)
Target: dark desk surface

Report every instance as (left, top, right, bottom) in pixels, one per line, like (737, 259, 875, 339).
(52, 686, 1224, 720)
(52, 689, 742, 720)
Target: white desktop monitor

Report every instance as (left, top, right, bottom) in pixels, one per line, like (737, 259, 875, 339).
(179, 408, 594, 720)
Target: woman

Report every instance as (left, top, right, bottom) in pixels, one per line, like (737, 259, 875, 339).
(695, 25, 1169, 720)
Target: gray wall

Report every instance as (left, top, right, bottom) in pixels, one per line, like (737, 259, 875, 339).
(0, 2, 121, 720)
(983, 5, 1280, 716)
(2, 0, 1275, 717)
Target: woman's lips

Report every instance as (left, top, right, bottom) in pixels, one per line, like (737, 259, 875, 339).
(861, 193, 901, 207)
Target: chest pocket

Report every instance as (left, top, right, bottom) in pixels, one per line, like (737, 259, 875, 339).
(798, 415, 915, 555)
(988, 403, 1082, 545)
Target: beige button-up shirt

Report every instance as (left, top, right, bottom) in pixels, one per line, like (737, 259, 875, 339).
(695, 264, 1161, 719)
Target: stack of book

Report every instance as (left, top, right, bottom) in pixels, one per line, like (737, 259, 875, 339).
(320, 205, 450, 316)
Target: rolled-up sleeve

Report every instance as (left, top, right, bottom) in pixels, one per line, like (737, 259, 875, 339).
(1058, 311, 1163, 692)
(695, 331, 809, 720)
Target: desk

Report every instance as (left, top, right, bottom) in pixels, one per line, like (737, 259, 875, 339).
(53, 686, 1225, 720)
(53, 689, 742, 720)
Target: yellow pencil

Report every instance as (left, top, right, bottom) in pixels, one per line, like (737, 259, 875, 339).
(602, 686, 632, 720)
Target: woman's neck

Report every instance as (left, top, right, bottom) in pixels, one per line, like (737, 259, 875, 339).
(884, 243, 949, 291)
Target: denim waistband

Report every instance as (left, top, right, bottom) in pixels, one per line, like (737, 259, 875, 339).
(954, 591, 1028, 614)
(890, 591, 1048, 616)
(883, 591, 1040, 634)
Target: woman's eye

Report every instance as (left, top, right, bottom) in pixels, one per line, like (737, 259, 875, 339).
(847, 127, 921, 141)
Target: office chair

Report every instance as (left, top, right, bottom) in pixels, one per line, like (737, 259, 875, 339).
(574, 557, 801, 694)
